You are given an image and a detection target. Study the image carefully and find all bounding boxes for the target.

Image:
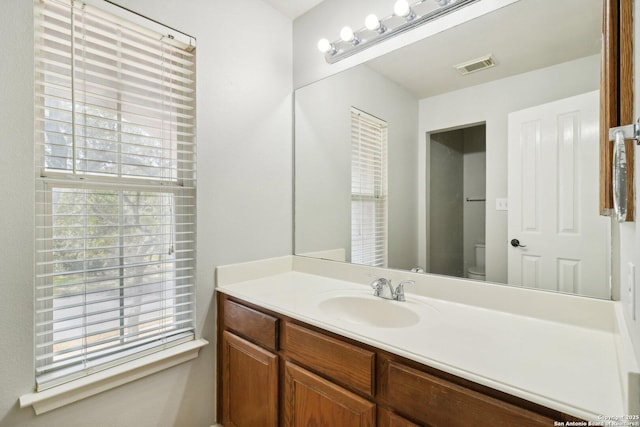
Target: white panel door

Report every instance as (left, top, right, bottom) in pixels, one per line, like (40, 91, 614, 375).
(507, 91, 610, 298)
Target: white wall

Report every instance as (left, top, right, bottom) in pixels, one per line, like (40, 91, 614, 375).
(295, 64, 419, 270)
(0, 0, 292, 426)
(462, 125, 487, 276)
(429, 130, 464, 276)
(418, 55, 600, 283)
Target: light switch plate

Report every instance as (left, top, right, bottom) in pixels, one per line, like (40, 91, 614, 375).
(496, 198, 508, 211)
(629, 262, 636, 320)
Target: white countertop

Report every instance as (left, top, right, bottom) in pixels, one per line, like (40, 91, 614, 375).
(216, 255, 639, 421)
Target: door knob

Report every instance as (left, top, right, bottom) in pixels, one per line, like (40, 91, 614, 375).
(510, 239, 526, 248)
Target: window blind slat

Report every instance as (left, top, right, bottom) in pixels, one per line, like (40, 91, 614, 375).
(37, 89, 195, 118)
(36, 285, 195, 312)
(37, 289, 194, 317)
(350, 109, 388, 268)
(72, 42, 195, 82)
(38, 299, 195, 340)
(35, 0, 196, 391)
(36, 328, 194, 375)
(36, 327, 195, 373)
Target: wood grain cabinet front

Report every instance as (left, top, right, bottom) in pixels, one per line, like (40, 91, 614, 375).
(380, 359, 554, 427)
(223, 299, 278, 352)
(216, 294, 584, 427)
(377, 407, 420, 427)
(282, 321, 375, 397)
(221, 331, 278, 427)
(284, 361, 376, 427)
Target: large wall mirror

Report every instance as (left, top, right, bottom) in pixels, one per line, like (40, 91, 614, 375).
(294, 0, 613, 299)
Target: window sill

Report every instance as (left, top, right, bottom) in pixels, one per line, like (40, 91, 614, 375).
(19, 338, 208, 415)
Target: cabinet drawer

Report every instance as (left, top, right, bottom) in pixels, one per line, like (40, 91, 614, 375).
(224, 299, 278, 352)
(282, 322, 375, 397)
(378, 407, 420, 427)
(382, 360, 553, 427)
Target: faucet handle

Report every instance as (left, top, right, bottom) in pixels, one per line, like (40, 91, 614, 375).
(370, 277, 389, 296)
(395, 280, 414, 301)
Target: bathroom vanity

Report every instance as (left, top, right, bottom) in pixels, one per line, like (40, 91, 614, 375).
(215, 256, 638, 426)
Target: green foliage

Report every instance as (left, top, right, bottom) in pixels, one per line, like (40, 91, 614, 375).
(51, 189, 174, 298)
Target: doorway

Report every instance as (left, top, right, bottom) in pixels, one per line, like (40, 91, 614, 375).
(428, 124, 486, 279)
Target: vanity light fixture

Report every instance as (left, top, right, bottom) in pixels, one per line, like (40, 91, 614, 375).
(317, 0, 479, 64)
(365, 14, 386, 33)
(394, 0, 416, 20)
(317, 38, 337, 54)
(340, 26, 360, 45)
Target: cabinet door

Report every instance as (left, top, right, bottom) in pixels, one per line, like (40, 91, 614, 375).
(222, 331, 278, 427)
(378, 407, 420, 427)
(284, 362, 375, 427)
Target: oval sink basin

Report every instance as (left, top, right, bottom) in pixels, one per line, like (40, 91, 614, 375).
(317, 294, 420, 328)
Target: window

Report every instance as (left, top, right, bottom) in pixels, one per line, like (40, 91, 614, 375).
(34, 0, 196, 390)
(350, 109, 388, 267)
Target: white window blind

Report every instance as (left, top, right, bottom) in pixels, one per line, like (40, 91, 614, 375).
(34, 0, 196, 390)
(351, 109, 388, 267)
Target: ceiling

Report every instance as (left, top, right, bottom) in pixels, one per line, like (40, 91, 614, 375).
(263, 0, 324, 19)
(364, 0, 602, 98)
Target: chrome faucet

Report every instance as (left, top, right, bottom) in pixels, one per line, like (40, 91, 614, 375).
(394, 280, 414, 302)
(370, 277, 395, 299)
(370, 278, 414, 301)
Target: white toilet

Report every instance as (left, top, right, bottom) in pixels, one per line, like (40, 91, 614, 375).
(467, 243, 485, 280)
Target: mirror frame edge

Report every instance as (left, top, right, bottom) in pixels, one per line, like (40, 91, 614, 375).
(600, 0, 634, 221)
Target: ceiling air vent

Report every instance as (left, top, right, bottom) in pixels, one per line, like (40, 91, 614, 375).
(454, 54, 496, 75)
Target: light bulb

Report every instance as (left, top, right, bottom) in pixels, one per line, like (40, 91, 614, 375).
(340, 26, 355, 42)
(365, 14, 381, 31)
(317, 38, 334, 53)
(394, 0, 411, 17)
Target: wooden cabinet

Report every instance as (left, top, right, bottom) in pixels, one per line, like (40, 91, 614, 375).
(217, 294, 584, 427)
(379, 358, 553, 427)
(223, 299, 278, 352)
(377, 407, 420, 427)
(282, 322, 375, 397)
(284, 361, 375, 427)
(220, 299, 279, 427)
(221, 331, 278, 427)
